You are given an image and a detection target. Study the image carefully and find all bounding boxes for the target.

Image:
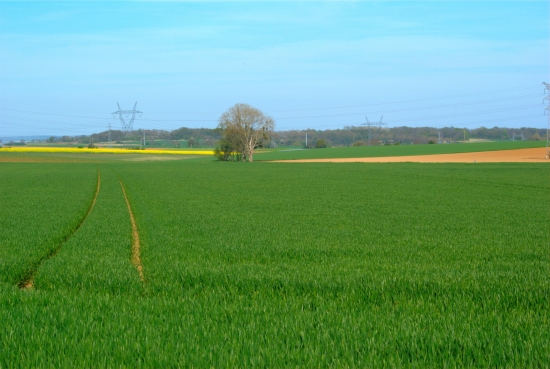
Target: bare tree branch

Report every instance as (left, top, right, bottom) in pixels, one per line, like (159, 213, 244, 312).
(218, 104, 275, 162)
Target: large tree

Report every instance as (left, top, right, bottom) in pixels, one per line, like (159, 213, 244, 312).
(217, 103, 275, 162)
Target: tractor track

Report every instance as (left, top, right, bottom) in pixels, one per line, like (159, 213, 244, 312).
(119, 181, 145, 283)
(19, 170, 101, 289)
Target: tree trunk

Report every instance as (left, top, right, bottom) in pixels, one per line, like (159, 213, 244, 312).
(246, 143, 254, 162)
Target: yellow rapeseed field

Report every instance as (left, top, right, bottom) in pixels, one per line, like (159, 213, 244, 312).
(0, 147, 214, 155)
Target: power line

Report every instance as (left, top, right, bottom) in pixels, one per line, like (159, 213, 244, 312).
(0, 84, 541, 117)
(8, 91, 536, 119)
(299, 114, 543, 130)
(0, 108, 112, 121)
(273, 87, 538, 112)
(0, 114, 544, 139)
(275, 103, 540, 121)
(0, 85, 545, 136)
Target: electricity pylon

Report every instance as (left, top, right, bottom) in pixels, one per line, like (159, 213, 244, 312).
(112, 102, 142, 132)
(543, 83, 550, 159)
(362, 116, 386, 146)
(512, 132, 525, 141)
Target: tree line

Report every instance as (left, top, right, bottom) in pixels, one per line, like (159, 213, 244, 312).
(35, 103, 544, 153)
(271, 126, 546, 147)
(44, 128, 222, 147)
(42, 125, 544, 147)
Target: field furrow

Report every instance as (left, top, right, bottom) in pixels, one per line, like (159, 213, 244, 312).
(33, 169, 142, 294)
(0, 164, 98, 287)
(120, 180, 145, 283)
(19, 170, 101, 289)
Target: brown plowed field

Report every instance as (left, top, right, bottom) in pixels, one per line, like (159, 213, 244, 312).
(274, 148, 549, 163)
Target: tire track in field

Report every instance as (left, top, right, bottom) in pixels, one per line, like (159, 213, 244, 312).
(119, 181, 145, 283)
(19, 170, 101, 289)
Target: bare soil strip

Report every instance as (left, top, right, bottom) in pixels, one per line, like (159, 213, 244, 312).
(273, 148, 549, 163)
(20, 170, 101, 289)
(119, 181, 145, 282)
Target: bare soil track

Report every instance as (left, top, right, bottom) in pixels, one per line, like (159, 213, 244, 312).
(275, 148, 549, 163)
(119, 181, 145, 282)
(20, 170, 101, 289)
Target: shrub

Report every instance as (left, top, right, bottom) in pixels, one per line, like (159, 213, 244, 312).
(315, 139, 328, 148)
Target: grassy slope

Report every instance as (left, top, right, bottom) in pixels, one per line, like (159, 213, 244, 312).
(255, 140, 546, 161)
(0, 159, 548, 367)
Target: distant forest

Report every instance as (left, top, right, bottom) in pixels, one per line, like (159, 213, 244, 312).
(22, 125, 546, 147)
(272, 126, 546, 147)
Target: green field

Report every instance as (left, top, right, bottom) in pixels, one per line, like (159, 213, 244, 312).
(256, 140, 546, 161)
(0, 153, 549, 367)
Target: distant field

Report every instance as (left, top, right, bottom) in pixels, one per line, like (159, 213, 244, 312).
(280, 148, 548, 163)
(0, 154, 548, 367)
(0, 146, 214, 155)
(256, 140, 546, 161)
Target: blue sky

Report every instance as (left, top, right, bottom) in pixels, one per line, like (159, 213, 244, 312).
(0, 1, 548, 137)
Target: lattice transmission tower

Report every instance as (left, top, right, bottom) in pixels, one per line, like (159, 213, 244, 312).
(112, 102, 142, 132)
(362, 116, 387, 146)
(512, 131, 525, 141)
(543, 82, 550, 159)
